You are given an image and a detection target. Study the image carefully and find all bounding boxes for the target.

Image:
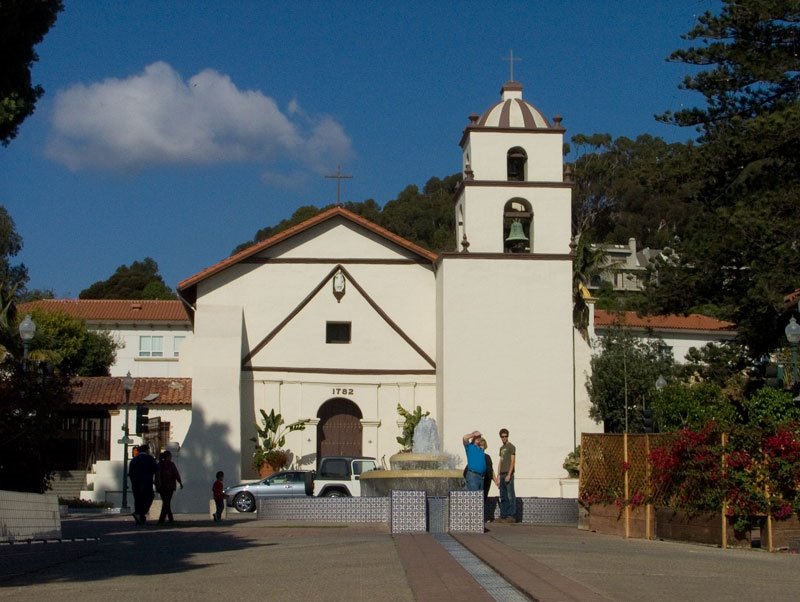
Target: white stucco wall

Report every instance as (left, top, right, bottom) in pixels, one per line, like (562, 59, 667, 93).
(174, 215, 439, 510)
(86, 322, 190, 378)
(466, 130, 564, 182)
(437, 256, 578, 497)
(457, 184, 571, 254)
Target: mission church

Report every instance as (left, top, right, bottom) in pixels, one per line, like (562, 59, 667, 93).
(27, 78, 736, 511)
(162, 78, 601, 511)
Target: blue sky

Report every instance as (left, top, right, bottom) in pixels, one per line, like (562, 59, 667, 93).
(1, 1, 719, 297)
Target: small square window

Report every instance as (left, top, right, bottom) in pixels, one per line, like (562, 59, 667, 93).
(326, 322, 351, 344)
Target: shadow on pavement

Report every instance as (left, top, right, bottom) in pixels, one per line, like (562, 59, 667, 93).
(0, 514, 267, 586)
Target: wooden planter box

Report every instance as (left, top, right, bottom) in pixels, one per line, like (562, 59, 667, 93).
(767, 514, 800, 551)
(587, 503, 652, 539)
(587, 505, 756, 548)
(655, 508, 752, 548)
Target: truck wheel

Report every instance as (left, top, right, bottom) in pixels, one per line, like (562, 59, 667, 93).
(323, 490, 346, 498)
(234, 492, 256, 512)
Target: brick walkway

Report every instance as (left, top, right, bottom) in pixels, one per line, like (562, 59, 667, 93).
(455, 527, 610, 601)
(394, 528, 611, 601)
(394, 533, 495, 601)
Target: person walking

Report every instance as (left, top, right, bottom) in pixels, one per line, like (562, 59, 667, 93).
(462, 430, 486, 492)
(494, 428, 516, 522)
(212, 471, 225, 522)
(128, 444, 158, 524)
(156, 450, 183, 524)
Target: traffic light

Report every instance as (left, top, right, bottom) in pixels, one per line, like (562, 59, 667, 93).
(642, 408, 654, 433)
(135, 404, 150, 435)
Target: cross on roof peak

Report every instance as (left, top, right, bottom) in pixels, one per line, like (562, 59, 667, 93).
(325, 165, 353, 206)
(503, 49, 522, 82)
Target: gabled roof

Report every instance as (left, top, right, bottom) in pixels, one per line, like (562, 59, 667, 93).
(19, 299, 190, 323)
(71, 376, 192, 406)
(178, 206, 438, 294)
(594, 310, 736, 333)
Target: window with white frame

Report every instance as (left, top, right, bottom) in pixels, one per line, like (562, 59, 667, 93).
(173, 336, 185, 357)
(139, 335, 164, 357)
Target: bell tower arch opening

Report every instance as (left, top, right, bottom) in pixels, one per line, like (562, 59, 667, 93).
(317, 398, 363, 462)
(503, 198, 532, 253)
(507, 146, 527, 181)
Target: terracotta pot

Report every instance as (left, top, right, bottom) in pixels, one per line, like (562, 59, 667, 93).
(258, 463, 282, 478)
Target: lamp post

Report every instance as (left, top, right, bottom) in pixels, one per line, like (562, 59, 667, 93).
(120, 372, 134, 512)
(785, 316, 800, 386)
(18, 314, 36, 360)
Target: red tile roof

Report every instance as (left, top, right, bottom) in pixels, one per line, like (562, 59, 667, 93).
(594, 310, 736, 332)
(177, 206, 439, 292)
(71, 377, 192, 406)
(19, 299, 190, 322)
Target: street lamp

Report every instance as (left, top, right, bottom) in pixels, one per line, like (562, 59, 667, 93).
(18, 314, 36, 359)
(785, 316, 800, 386)
(655, 375, 667, 392)
(120, 371, 134, 512)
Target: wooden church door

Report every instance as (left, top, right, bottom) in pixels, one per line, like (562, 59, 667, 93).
(317, 398, 362, 460)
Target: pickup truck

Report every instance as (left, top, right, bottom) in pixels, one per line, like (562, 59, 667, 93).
(314, 456, 378, 497)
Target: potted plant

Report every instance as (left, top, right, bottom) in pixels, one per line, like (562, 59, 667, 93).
(251, 409, 309, 477)
(396, 403, 429, 452)
(563, 446, 581, 478)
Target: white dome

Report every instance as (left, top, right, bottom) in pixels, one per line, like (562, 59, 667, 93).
(474, 81, 552, 129)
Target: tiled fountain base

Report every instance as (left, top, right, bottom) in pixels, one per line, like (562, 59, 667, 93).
(259, 495, 577, 534)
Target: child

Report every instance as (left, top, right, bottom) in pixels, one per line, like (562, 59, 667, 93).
(212, 471, 225, 521)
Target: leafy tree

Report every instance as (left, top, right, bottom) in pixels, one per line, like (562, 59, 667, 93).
(0, 205, 28, 307)
(648, 0, 800, 357)
(79, 258, 176, 300)
(741, 387, 800, 429)
(569, 134, 697, 249)
(661, 0, 799, 131)
(651, 381, 738, 431)
(380, 175, 458, 253)
(27, 309, 118, 376)
(678, 341, 750, 398)
(0, 0, 63, 145)
(18, 288, 54, 302)
(572, 233, 607, 337)
(587, 324, 674, 432)
(232, 174, 460, 255)
(0, 355, 72, 492)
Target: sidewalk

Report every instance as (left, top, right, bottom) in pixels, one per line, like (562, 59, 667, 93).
(1, 515, 798, 601)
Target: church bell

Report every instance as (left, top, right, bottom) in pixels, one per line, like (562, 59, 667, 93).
(505, 219, 529, 243)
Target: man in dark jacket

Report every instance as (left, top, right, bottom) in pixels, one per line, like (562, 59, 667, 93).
(128, 444, 158, 524)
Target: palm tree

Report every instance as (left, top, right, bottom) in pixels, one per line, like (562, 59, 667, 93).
(572, 233, 608, 339)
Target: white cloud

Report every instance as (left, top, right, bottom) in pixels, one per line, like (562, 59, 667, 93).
(46, 61, 353, 178)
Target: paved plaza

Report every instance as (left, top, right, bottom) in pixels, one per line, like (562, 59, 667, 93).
(1, 514, 798, 601)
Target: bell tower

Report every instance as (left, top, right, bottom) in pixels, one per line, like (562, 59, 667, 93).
(437, 80, 578, 498)
(454, 81, 570, 254)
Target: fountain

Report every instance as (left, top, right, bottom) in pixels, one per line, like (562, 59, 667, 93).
(360, 416, 465, 496)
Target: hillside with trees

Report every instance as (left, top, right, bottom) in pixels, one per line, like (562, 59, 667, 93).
(79, 258, 176, 300)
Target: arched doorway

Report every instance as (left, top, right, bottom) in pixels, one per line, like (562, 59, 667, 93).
(317, 398, 363, 461)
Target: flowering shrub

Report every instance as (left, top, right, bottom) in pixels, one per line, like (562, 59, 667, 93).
(580, 422, 800, 533)
(649, 421, 800, 532)
(762, 424, 800, 516)
(649, 422, 726, 514)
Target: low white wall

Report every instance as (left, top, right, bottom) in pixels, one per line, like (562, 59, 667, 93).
(0, 490, 62, 542)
